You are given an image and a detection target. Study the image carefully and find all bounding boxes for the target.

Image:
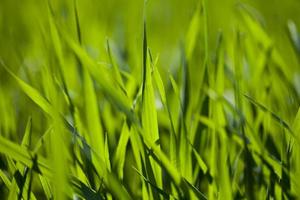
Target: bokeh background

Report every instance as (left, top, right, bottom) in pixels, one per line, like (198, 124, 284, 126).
(1, 0, 300, 136)
(1, 0, 300, 69)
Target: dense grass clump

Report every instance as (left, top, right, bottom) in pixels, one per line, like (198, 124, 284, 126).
(1, 0, 300, 199)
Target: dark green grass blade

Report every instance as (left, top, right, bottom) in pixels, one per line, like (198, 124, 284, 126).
(71, 177, 102, 200)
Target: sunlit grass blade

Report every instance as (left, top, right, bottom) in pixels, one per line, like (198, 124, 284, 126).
(83, 68, 105, 160)
(141, 22, 162, 190)
(152, 54, 178, 177)
(1, 61, 57, 119)
(106, 39, 126, 93)
(113, 121, 130, 179)
(21, 117, 32, 148)
(185, 2, 200, 60)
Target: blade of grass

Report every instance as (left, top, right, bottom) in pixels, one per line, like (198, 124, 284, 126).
(141, 22, 162, 189)
(113, 121, 130, 179)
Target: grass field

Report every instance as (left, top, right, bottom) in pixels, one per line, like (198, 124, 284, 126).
(1, 0, 300, 199)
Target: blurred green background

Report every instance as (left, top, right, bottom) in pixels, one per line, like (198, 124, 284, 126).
(1, 0, 300, 68)
(1, 0, 300, 136)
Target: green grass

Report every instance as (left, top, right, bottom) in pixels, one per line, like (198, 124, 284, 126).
(1, 0, 300, 199)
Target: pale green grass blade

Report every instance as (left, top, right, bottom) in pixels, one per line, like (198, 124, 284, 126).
(1, 61, 57, 119)
(47, 0, 64, 69)
(50, 120, 70, 200)
(152, 55, 178, 170)
(21, 117, 32, 148)
(169, 73, 193, 182)
(83, 68, 105, 158)
(185, 2, 200, 60)
(141, 23, 162, 189)
(106, 39, 126, 92)
(113, 121, 130, 179)
(153, 56, 166, 105)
